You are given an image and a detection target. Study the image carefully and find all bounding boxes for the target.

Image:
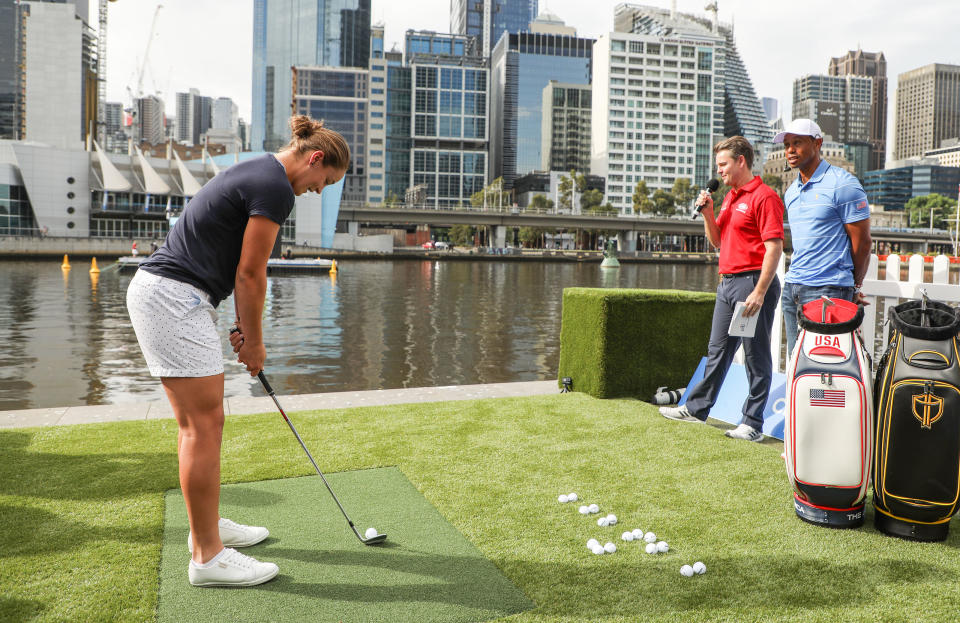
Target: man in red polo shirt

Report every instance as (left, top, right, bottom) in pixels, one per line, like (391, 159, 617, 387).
(659, 136, 784, 442)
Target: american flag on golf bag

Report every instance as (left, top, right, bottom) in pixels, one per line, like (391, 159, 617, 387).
(810, 388, 845, 408)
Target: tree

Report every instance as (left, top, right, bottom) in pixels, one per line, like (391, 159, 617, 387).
(710, 182, 731, 208)
(761, 173, 783, 197)
(557, 172, 573, 212)
(580, 188, 605, 213)
(905, 194, 956, 229)
(632, 180, 654, 214)
(448, 224, 475, 247)
(470, 177, 511, 208)
(518, 226, 550, 248)
(671, 178, 696, 213)
(529, 193, 554, 212)
(384, 191, 401, 207)
(651, 189, 675, 215)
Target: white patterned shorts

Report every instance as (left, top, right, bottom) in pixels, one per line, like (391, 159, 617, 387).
(126, 270, 224, 378)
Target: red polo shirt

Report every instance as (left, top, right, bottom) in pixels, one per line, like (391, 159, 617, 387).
(714, 176, 784, 274)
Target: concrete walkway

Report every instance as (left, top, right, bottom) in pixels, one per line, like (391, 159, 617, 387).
(0, 381, 559, 429)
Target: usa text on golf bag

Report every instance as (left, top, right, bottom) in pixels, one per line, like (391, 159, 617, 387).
(874, 299, 960, 541)
(785, 297, 872, 528)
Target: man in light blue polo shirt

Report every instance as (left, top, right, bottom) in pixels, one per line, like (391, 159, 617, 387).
(777, 119, 872, 356)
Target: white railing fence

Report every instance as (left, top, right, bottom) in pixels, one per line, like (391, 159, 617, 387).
(767, 253, 960, 375)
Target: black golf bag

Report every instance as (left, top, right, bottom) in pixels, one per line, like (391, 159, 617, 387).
(785, 297, 872, 528)
(873, 299, 960, 541)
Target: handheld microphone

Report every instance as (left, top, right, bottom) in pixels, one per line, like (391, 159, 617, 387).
(692, 179, 720, 220)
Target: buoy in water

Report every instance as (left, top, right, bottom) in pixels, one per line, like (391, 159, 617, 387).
(61, 254, 71, 270)
(89, 257, 100, 274)
(330, 259, 338, 274)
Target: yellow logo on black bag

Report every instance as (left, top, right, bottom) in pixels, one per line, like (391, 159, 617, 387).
(912, 392, 944, 429)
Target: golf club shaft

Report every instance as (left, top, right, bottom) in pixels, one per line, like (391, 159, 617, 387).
(257, 371, 364, 539)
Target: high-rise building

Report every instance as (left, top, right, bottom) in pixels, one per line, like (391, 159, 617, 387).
(614, 3, 773, 169)
(135, 94, 165, 145)
(0, 0, 26, 140)
(365, 24, 387, 205)
(541, 81, 591, 173)
(591, 30, 720, 214)
(894, 63, 960, 161)
(829, 49, 887, 171)
(383, 47, 411, 203)
(18, 0, 96, 149)
(175, 89, 214, 146)
(761, 97, 779, 122)
(103, 100, 127, 152)
(490, 25, 593, 188)
(252, 0, 371, 152)
(792, 74, 873, 176)
(404, 30, 488, 208)
(212, 97, 239, 132)
(292, 66, 368, 203)
(450, 0, 538, 57)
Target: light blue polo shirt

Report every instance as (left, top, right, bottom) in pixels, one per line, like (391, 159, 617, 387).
(784, 159, 869, 286)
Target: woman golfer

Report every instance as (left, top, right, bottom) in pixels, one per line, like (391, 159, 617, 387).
(127, 115, 348, 587)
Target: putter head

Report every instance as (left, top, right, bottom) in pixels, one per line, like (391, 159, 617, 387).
(363, 533, 387, 545)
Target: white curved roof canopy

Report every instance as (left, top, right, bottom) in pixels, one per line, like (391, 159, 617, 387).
(93, 140, 132, 192)
(135, 146, 171, 194)
(173, 150, 204, 196)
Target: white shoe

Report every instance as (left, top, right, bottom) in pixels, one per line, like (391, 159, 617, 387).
(725, 423, 763, 442)
(188, 517, 269, 553)
(658, 405, 702, 423)
(188, 548, 279, 587)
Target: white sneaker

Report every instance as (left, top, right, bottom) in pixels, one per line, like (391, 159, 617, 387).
(188, 548, 279, 587)
(658, 405, 703, 423)
(188, 517, 269, 553)
(725, 423, 763, 442)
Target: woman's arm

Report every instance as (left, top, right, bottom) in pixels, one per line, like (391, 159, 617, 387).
(234, 215, 281, 375)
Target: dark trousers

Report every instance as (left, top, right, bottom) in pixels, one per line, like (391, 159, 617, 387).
(684, 272, 781, 430)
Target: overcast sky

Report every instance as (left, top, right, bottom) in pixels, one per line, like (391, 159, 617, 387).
(102, 0, 960, 155)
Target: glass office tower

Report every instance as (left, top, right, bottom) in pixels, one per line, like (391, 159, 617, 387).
(450, 0, 538, 56)
(252, 0, 371, 151)
(490, 31, 593, 188)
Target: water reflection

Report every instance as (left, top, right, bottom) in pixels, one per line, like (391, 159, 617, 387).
(0, 260, 720, 410)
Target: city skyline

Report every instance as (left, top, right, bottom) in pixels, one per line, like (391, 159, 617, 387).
(101, 0, 959, 161)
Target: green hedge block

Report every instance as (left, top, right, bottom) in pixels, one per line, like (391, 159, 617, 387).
(558, 287, 717, 400)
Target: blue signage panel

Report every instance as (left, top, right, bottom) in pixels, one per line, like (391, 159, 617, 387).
(678, 358, 786, 440)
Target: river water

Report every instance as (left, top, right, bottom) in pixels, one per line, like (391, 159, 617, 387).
(0, 259, 720, 410)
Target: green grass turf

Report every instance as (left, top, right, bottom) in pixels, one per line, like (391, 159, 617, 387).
(3, 392, 960, 622)
(158, 469, 532, 622)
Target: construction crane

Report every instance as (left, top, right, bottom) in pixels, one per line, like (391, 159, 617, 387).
(127, 4, 163, 101)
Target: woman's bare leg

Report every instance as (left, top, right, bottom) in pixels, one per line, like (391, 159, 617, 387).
(162, 374, 226, 564)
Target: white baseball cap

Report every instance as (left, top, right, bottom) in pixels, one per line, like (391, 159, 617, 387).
(773, 118, 823, 143)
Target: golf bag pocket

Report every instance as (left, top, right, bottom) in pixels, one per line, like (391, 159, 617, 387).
(785, 298, 871, 528)
(873, 299, 960, 541)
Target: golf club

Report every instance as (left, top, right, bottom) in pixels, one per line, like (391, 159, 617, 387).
(256, 369, 387, 546)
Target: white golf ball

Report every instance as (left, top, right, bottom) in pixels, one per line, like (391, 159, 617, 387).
(680, 564, 694, 577)
(591, 545, 605, 555)
(365, 527, 378, 538)
(588, 504, 600, 513)
(606, 514, 617, 525)
(587, 538, 599, 549)
(631, 528, 643, 539)
(568, 492, 578, 502)
(558, 494, 569, 503)
(621, 531, 634, 542)
(597, 517, 609, 527)
(603, 542, 617, 553)
(645, 542, 658, 554)
(693, 561, 706, 575)
(644, 532, 657, 543)
(578, 505, 589, 515)
(656, 541, 669, 553)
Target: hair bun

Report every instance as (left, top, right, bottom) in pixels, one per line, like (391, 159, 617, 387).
(290, 115, 316, 139)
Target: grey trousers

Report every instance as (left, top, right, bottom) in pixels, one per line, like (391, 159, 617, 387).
(684, 272, 780, 430)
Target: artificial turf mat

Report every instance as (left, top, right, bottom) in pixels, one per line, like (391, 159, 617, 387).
(158, 468, 533, 622)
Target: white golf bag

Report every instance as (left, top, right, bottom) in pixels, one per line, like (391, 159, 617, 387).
(785, 297, 873, 528)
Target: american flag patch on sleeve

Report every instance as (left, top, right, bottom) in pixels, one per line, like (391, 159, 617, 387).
(810, 389, 845, 407)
